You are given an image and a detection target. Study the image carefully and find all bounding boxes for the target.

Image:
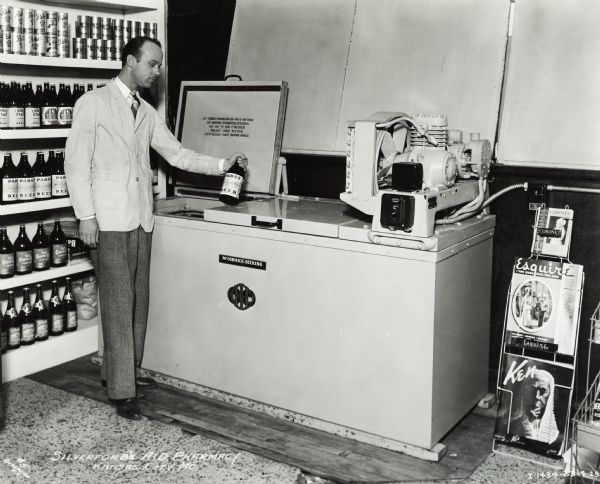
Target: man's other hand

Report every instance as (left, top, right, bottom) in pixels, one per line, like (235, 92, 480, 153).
(223, 153, 248, 171)
(80, 218, 99, 248)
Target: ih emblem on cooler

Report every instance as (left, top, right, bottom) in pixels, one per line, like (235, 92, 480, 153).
(227, 283, 256, 311)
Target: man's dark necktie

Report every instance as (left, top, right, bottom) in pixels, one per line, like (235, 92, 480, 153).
(130, 91, 140, 119)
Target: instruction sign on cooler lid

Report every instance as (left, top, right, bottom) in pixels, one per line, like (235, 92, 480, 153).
(174, 81, 288, 195)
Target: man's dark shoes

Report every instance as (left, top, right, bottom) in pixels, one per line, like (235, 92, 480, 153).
(101, 377, 157, 389)
(113, 398, 142, 420)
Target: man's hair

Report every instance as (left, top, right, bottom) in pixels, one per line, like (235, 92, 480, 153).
(121, 36, 162, 67)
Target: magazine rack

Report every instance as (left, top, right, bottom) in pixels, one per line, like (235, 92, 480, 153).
(569, 301, 600, 482)
(493, 206, 584, 469)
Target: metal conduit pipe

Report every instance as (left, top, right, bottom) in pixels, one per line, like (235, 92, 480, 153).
(547, 185, 600, 195)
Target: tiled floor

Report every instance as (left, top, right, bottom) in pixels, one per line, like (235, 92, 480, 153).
(0, 378, 571, 483)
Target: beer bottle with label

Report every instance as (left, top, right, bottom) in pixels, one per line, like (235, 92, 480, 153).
(32, 222, 51, 271)
(24, 82, 40, 129)
(33, 284, 49, 342)
(219, 161, 246, 205)
(0, 81, 8, 129)
(17, 152, 35, 202)
(63, 277, 78, 332)
(7, 81, 25, 130)
(0, 227, 14, 279)
(0, 299, 7, 354)
(50, 219, 68, 267)
(19, 287, 35, 346)
(14, 224, 33, 275)
(49, 280, 64, 336)
(50, 151, 68, 198)
(2, 153, 19, 204)
(57, 83, 73, 127)
(33, 151, 51, 200)
(41, 82, 58, 128)
(5, 290, 20, 350)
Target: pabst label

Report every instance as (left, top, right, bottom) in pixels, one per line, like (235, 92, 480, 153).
(220, 173, 243, 199)
(25, 106, 40, 128)
(17, 177, 35, 200)
(52, 174, 67, 196)
(35, 176, 51, 198)
(8, 326, 20, 346)
(36, 318, 48, 338)
(67, 311, 77, 329)
(2, 178, 18, 201)
(57, 106, 72, 125)
(41, 106, 57, 126)
(0, 252, 14, 275)
(0, 106, 8, 128)
(21, 323, 35, 343)
(51, 313, 63, 332)
(7, 107, 25, 128)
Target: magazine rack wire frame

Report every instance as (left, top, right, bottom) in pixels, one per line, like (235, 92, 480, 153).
(569, 300, 600, 483)
(492, 265, 585, 470)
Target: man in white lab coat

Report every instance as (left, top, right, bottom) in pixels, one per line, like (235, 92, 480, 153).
(65, 37, 248, 420)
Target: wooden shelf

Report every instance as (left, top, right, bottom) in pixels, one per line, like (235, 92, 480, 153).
(0, 261, 94, 291)
(0, 53, 121, 70)
(0, 198, 72, 215)
(2, 317, 98, 383)
(40, 0, 157, 13)
(0, 128, 70, 140)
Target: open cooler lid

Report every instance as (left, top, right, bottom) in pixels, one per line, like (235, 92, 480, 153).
(173, 81, 288, 196)
(204, 198, 359, 238)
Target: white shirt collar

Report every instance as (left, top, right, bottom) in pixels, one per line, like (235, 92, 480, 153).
(114, 76, 137, 101)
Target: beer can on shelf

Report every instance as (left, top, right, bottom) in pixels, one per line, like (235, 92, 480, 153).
(72, 37, 85, 58)
(1, 27, 11, 54)
(46, 33, 58, 57)
(34, 30, 45, 56)
(86, 37, 97, 59)
(142, 22, 150, 37)
(150, 23, 158, 39)
(34, 10, 46, 34)
(114, 18, 123, 39)
(58, 34, 69, 57)
(58, 12, 68, 33)
(133, 21, 141, 38)
(46, 11, 58, 35)
(24, 28, 36, 55)
(124, 20, 132, 42)
(91, 16, 102, 39)
(12, 7, 22, 30)
(115, 39, 122, 61)
(12, 28, 23, 55)
(101, 17, 111, 40)
(98, 38, 106, 60)
(106, 38, 116, 60)
(76, 15, 91, 38)
(23, 9, 34, 31)
(0, 5, 12, 28)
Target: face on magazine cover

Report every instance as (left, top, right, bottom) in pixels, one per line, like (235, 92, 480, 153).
(512, 279, 553, 331)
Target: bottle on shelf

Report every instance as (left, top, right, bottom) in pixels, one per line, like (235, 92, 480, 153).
(32, 222, 51, 271)
(17, 152, 35, 202)
(5, 290, 20, 350)
(50, 151, 68, 198)
(49, 280, 64, 337)
(19, 287, 35, 346)
(23, 82, 41, 129)
(41, 82, 58, 128)
(50, 219, 68, 267)
(1, 152, 19, 204)
(33, 284, 49, 342)
(219, 161, 246, 205)
(0, 227, 14, 279)
(0, 298, 7, 354)
(57, 83, 73, 128)
(33, 151, 51, 200)
(7, 82, 25, 130)
(63, 277, 78, 332)
(14, 224, 33, 275)
(0, 82, 9, 129)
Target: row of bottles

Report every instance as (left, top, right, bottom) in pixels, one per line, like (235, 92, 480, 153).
(0, 220, 67, 278)
(2, 150, 67, 204)
(0, 81, 100, 129)
(0, 278, 78, 354)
